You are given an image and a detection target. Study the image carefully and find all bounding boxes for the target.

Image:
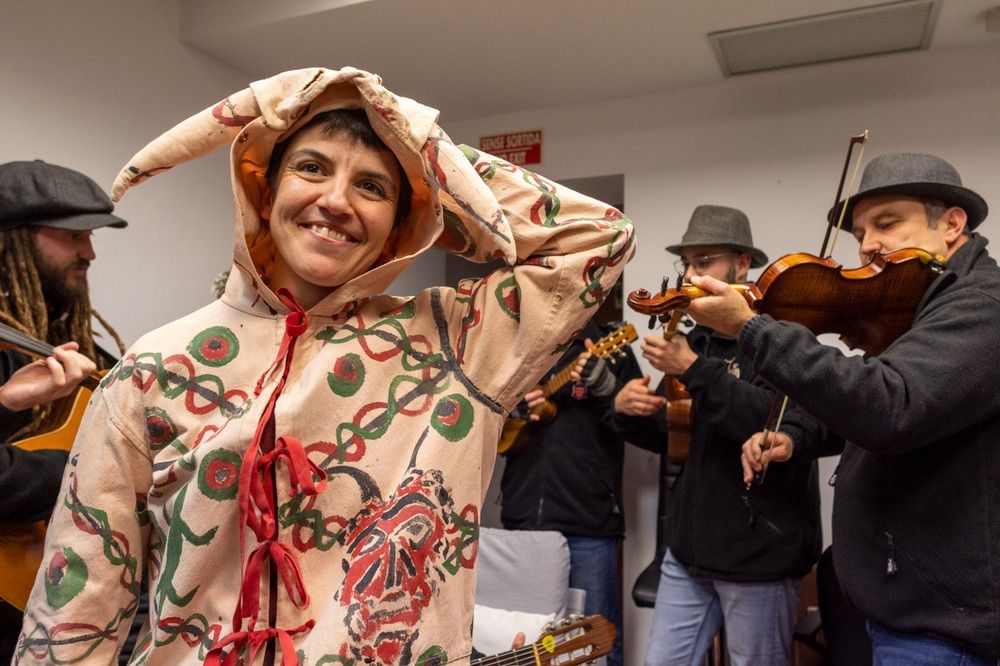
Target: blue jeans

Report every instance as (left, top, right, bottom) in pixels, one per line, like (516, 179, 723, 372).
(566, 536, 622, 666)
(644, 549, 800, 666)
(868, 620, 1000, 666)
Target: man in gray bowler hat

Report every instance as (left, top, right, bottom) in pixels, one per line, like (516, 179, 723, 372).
(615, 204, 823, 666)
(690, 153, 1000, 664)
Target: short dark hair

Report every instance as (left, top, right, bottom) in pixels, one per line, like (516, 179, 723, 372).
(921, 198, 948, 227)
(265, 109, 412, 226)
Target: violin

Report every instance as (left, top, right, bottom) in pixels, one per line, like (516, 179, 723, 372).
(628, 248, 946, 356)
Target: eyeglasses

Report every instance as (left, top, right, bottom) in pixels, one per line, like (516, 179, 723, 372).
(673, 252, 736, 275)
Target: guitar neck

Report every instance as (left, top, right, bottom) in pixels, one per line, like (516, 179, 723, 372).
(540, 365, 575, 398)
(472, 645, 539, 666)
(0, 321, 57, 358)
(0, 321, 103, 390)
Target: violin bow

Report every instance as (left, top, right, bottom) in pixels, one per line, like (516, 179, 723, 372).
(820, 131, 869, 259)
(753, 131, 869, 487)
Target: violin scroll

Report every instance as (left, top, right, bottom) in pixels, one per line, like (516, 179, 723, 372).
(626, 285, 710, 318)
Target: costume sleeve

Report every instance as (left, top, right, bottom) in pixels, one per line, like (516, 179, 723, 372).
(741, 278, 1000, 453)
(18, 381, 152, 664)
(436, 144, 635, 411)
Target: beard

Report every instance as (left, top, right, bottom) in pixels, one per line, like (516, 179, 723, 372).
(30, 246, 89, 315)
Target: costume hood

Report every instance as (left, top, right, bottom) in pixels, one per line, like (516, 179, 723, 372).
(112, 67, 517, 316)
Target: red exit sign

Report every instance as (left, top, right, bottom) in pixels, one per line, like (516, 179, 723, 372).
(480, 129, 542, 166)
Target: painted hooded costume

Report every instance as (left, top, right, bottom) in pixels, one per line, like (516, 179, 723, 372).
(17, 67, 634, 665)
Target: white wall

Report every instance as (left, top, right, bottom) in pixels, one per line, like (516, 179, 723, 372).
(0, 1, 444, 347)
(445, 43, 1000, 663)
(1, 1, 241, 345)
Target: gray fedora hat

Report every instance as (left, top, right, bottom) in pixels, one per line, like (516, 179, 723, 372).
(666, 204, 769, 268)
(0, 160, 128, 231)
(831, 153, 988, 230)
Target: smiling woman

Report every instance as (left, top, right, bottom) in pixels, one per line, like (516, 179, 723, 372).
(17, 66, 634, 665)
(261, 122, 403, 309)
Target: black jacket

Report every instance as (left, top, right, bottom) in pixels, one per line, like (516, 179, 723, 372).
(617, 325, 823, 582)
(742, 234, 1000, 656)
(0, 349, 70, 524)
(499, 320, 646, 538)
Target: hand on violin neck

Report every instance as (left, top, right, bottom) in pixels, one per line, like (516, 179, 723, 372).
(685, 275, 755, 338)
(641, 332, 696, 376)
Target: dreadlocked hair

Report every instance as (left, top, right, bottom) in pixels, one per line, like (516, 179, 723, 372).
(0, 226, 125, 438)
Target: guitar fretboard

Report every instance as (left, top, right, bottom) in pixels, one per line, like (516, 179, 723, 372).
(0, 321, 57, 358)
(0, 321, 103, 389)
(472, 645, 537, 666)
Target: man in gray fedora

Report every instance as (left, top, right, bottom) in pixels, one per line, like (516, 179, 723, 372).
(614, 205, 822, 666)
(689, 153, 1000, 663)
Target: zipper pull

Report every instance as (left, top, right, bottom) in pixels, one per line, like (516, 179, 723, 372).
(741, 492, 756, 527)
(884, 531, 898, 576)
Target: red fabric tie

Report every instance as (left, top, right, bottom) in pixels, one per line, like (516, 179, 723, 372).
(204, 620, 314, 666)
(247, 436, 328, 541)
(232, 288, 316, 635)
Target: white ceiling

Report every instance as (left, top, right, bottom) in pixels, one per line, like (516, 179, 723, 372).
(179, 0, 1000, 121)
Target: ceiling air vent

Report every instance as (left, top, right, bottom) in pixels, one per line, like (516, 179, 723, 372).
(708, 0, 941, 77)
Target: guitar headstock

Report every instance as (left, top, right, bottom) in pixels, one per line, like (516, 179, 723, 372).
(591, 323, 638, 360)
(535, 615, 615, 666)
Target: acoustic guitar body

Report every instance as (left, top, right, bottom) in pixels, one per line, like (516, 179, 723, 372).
(0, 383, 96, 610)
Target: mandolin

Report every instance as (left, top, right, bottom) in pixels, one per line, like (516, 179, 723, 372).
(0, 320, 105, 610)
(470, 615, 615, 666)
(498, 324, 637, 455)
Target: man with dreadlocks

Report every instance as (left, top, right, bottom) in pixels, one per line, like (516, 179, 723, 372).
(0, 159, 127, 661)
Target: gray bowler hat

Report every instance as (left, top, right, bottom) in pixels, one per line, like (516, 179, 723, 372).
(0, 160, 128, 231)
(831, 153, 988, 231)
(666, 204, 769, 268)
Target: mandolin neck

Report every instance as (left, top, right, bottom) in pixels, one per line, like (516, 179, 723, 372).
(539, 364, 576, 398)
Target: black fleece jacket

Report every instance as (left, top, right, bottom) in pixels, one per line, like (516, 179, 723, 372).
(741, 233, 1000, 657)
(499, 320, 647, 538)
(0, 349, 70, 524)
(616, 325, 823, 582)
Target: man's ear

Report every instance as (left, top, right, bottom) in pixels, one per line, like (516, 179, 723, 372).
(943, 206, 969, 243)
(735, 252, 752, 280)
